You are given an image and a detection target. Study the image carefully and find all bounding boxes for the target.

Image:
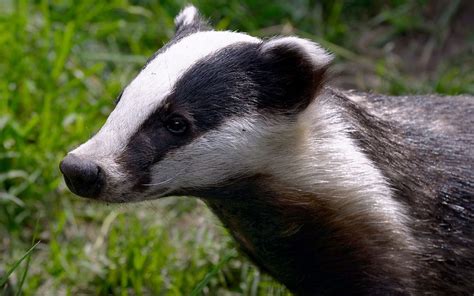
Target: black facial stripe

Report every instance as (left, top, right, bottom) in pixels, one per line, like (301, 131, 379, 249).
(117, 42, 262, 190)
(167, 42, 261, 131)
(117, 40, 325, 190)
(117, 44, 255, 191)
(169, 40, 326, 117)
(117, 104, 197, 192)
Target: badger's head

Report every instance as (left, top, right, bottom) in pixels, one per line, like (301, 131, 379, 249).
(60, 6, 332, 202)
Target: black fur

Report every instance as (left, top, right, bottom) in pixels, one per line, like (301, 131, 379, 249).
(187, 177, 414, 295)
(180, 88, 474, 295)
(334, 89, 474, 293)
(118, 40, 327, 190)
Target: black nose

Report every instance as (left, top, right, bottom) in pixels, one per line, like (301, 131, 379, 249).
(59, 154, 104, 198)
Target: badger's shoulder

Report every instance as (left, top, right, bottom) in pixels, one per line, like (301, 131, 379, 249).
(318, 88, 474, 292)
(318, 87, 473, 215)
(344, 89, 473, 173)
(342, 89, 473, 137)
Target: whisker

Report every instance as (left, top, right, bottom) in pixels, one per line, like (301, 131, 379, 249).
(143, 166, 187, 187)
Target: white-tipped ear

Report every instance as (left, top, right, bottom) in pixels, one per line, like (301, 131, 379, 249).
(261, 36, 333, 69)
(174, 5, 199, 27)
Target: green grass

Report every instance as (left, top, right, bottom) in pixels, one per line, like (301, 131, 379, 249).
(1, 0, 472, 295)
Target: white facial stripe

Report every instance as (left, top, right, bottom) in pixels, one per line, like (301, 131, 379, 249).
(71, 31, 261, 161)
(148, 115, 268, 190)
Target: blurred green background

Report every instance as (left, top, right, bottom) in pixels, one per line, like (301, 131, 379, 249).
(1, 0, 472, 294)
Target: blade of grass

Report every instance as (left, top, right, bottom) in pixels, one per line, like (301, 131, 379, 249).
(15, 220, 40, 296)
(0, 192, 24, 207)
(39, 21, 76, 149)
(14, 251, 31, 296)
(51, 21, 75, 81)
(0, 241, 40, 288)
(190, 249, 237, 296)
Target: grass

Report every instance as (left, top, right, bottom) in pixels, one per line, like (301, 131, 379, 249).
(1, 0, 472, 295)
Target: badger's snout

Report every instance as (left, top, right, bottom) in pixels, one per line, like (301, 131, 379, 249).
(60, 154, 105, 198)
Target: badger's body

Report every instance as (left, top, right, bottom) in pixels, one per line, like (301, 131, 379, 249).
(60, 6, 474, 295)
(201, 88, 474, 295)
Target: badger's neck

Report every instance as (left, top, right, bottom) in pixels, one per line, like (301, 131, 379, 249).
(198, 92, 419, 294)
(202, 177, 416, 295)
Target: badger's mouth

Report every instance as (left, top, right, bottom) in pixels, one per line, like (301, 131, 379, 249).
(60, 153, 176, 203)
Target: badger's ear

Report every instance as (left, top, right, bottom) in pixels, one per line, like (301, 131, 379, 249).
(174, 5, 211, 38)
(256, 36, 333, 112)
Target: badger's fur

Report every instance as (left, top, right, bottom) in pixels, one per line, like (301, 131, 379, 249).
(60, 6, 474, 295)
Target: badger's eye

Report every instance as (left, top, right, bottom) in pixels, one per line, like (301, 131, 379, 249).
(165, 116, 188, 134)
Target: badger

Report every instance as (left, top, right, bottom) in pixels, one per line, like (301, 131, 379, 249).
(60, 5, 474, 295)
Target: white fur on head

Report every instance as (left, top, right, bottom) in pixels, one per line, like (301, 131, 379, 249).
(70, 31, 261, 185)
(148, 114, 271, 191)
(175, 5, 199, 27)
(261, 36, 333, 68)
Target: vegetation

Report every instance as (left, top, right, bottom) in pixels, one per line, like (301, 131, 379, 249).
(1, 0, 472, 294)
